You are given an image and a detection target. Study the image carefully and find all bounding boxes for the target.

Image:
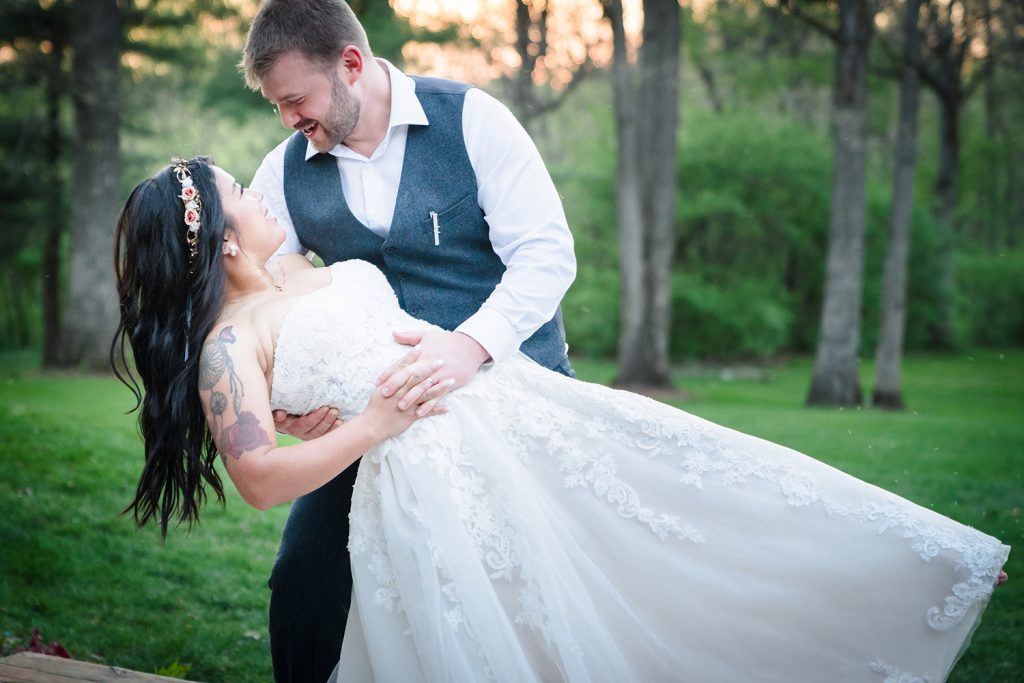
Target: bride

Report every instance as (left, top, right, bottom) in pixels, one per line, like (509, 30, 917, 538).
(113, 157, 1009, 682)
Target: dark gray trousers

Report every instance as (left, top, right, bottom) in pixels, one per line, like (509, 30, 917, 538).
(268, 463, 359, 683)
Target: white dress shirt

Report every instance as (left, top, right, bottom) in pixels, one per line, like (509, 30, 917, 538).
(251, 60, 575, 363)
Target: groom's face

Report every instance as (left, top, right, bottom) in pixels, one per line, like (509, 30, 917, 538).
(261, 50, 361, 153)
(319, 71, 361, 152)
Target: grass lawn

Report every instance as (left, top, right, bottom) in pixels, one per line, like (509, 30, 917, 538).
(1, 349, 1020, 682)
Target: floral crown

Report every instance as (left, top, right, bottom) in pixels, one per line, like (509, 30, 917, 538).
(173, 158, 202, 269)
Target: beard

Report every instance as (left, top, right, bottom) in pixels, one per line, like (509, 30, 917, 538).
(313, 73, 361, 152)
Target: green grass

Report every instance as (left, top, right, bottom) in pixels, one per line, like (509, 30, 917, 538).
(1, 350, 1021, 681)
(0, 359, 288, 680)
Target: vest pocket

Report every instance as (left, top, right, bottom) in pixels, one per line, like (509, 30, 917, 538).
(419, 193, 481, 244)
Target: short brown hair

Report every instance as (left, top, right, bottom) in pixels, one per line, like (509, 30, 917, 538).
(240, 0, 372, 90)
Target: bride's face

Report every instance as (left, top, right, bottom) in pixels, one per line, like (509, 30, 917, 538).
(211, 166, 284, 259)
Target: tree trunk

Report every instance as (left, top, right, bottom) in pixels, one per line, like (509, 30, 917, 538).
(43, 10, 66, 368)
(873, 0, 924, 410)
(610, 0, 681, 390)
(58, 0, 120, 369)
(930, 92, 959, 348)
(916, 0, 973, 348)
(513, 0, 539, 127)
(981, 0, 997, 141)
(806, 0, 873, 407)
(7, 270, 32, 347)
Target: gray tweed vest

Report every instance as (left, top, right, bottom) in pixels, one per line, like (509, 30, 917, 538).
(282, 76, 569, 373)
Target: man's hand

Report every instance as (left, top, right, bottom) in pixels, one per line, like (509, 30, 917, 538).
(376, 329, 490, 411)
(273, 406, 342, 440)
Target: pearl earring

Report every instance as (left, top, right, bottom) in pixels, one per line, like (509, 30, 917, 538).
(230, 246, 238, 256)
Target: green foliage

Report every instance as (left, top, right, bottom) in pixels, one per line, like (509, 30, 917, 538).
(954, 251, 1024, 347)
(673, 108, 831, 357)
(958, 123, 1023, 254)
(858, 180, 950, 355)
(564, 264, 621, 358)
(698, 0, 834, 112)
(671, 272, 793, 360)
(0, 8, 67, 352)
(540, 82, 620, 358)
(351, 0, 435, 63)
(543, 88, 1020, 362)
(155, 658, 193, 678)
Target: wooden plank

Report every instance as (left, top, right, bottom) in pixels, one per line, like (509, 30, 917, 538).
(0, 659, 85, 682)
(0, 653, 190, 682)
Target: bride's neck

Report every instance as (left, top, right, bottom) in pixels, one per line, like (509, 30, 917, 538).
(223, 264, 277, 306)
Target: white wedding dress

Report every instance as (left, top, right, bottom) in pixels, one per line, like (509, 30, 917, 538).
(270, 260, 1009, 683)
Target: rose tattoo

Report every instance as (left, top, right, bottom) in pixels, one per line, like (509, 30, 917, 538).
(222, 411, 273, 460)
(200, 325, 269, 460)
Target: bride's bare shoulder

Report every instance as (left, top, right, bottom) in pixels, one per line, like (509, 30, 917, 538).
(275, 253, 333, 288)
(275, 253, 317, 275)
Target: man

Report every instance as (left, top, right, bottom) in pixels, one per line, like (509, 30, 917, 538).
(242, 1, 576, 679)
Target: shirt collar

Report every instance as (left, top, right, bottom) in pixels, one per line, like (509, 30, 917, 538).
(304, 59, 428, 161)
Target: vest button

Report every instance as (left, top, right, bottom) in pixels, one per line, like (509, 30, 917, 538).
(384, 246, 397, 254)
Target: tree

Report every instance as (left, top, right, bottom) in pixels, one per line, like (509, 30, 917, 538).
(802, 0, 875, 407)
(391, 0, 598, 134)
(509, 0, 593, 131)
(916, 0, 996, 346)
(42, 2, 68, 367)
(57, 0, 121, 369)
(603, 0, 681, 389)
(0, 0, 71, 364)
(872, 0, 926, 409)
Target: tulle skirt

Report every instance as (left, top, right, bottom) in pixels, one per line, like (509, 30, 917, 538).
(331, 356, 1009, 683)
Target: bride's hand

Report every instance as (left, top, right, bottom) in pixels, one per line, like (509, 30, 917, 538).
(362, 366, 449, 440)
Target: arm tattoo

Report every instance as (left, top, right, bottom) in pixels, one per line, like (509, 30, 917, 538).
(200, 326, 271, 460)
(221, 411, 273, 460)
(199, 326, 244, 412)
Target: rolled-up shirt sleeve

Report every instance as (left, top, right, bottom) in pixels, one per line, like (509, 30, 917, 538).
(454, 88, 576, 363)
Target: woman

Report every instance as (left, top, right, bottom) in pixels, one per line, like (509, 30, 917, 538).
(113, 158, 1009, 682)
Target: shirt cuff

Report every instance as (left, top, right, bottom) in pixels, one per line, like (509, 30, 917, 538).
(455, 307, 521, 364)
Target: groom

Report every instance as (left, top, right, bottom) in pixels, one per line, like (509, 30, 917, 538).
(242, 0, 576, 680)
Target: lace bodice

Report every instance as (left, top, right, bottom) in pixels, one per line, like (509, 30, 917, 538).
(271, 260, 431, 421)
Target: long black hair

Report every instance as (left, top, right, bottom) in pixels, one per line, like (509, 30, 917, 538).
(110, 157, 233, 536)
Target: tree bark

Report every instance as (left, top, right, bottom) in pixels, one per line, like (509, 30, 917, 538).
(608, 0, 681, 390)
(930, 90, 959, 347)
(916, 0, 976, 348)
(806, 0, 873, 407)
(58, 0, 120, 369)
(513, 0, 544, 125)
(43, 7, 66, 368)
(873, 0, 924, 410)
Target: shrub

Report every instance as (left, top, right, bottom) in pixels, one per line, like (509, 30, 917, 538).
(954, 251, 1024, 347)
(671, 273, 793, 361)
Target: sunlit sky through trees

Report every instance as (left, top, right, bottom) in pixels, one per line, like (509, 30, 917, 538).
(1, 0, 1008, 86)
